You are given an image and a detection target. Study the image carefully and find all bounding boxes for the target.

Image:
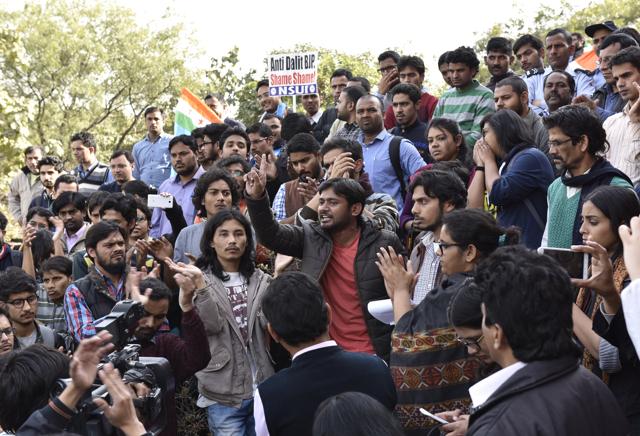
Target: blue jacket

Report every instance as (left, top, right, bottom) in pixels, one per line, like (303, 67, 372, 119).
(489, 147, 554, 248)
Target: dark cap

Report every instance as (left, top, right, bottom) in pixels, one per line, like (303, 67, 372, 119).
(585, 21, 617, 37)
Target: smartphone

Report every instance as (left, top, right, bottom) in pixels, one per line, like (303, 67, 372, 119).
(147, 194, 173, 209)
(419, 408, 449, 425)
(537, 247, 589, 279)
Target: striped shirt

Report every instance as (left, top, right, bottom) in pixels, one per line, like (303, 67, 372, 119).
(433, 80, 495, 146)
(36, 285, 68, 333)
(603, 102, 640, 186)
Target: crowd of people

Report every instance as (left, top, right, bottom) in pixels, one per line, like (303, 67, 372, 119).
(1, 18, 640, 436)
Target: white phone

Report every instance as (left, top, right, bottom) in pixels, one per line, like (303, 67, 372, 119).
(419, 408, 449, 425)
(147, 194, 173, 209)
(537, 247, 589, 279)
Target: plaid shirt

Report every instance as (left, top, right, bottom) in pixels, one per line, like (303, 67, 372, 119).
(272, 183, 287, 221)
(64, 267, 125, 341)
(412, 232, 441, 305)
(36, 285, 68, 333)
(334, 123, 361, 142)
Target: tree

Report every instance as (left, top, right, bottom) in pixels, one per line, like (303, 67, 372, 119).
(0, 0, 204, 165)
(472, 0, 640, 76)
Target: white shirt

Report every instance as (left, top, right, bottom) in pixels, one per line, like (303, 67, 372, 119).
(622, 279, 640, 358)
(469, 361, 527, 408)
(253, 340, 337, 436)
(603, 103, 640, 185)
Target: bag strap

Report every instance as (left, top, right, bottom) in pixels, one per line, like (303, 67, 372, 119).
(523, 198, 545, 231)
(388, 136, 406, 200)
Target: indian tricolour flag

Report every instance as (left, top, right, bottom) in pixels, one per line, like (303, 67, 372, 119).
(174, 87, 222, 135)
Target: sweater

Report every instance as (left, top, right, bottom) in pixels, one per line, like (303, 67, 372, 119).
(488, 146, 554, 249)
(545, 159, 632, 248)
(433, 80, 495, 146)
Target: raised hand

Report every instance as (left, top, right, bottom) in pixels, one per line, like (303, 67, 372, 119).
(619, 216, 640, 281)
(244, 155, 268, 199)
(255, 151, 278, 181)
(93, 363, 147, 435)
(297, 177, 319, 202)
(70, 331, 114, 391)
(21, 226, 37, 249)
(629, 82, 640, 123)
(571, 241, 620, 314)
(165, 258, 206, 311)
(328, 152, 356, 179)
(375, 246, 417, 299)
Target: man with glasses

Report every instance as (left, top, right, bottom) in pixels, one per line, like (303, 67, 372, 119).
(200, 123, 229, 171)
(0, 307, 14, 356)
(374, 50, 401, 111)
(542, 105, 632, 248)
(0, 267, 64, 350)
(247, 122, 289, 203)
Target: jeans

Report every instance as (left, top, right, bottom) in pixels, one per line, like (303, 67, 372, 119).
(206, 398, 255, 436)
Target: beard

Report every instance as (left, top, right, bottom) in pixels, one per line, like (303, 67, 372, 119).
(134, 326, 156, 342)
(95, 252, 125, 276)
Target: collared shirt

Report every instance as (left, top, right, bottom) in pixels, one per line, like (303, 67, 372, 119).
(526, 65, 595, 113)
(150, 166, 205, 238)
(308, 109, 323, 125)
(412, 232, 440, 304)
(259, 102, 288, 122)
(469, 361, 527, 408)
(63, 266, 126, 341)
(594, 83, 624, 122)
(253, 340, 337, 436)
(358, 129, 426, 211)
(64, 223, 89, 254)
(132, 132, 174, 188)
(622, 279, 640, 358)
(36, 285, 67, 333)
(604, 102, 640, 185)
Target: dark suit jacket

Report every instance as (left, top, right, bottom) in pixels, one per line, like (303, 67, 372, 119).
(258, 345, 397, 436)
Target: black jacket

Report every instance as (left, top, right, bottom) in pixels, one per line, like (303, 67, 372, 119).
(246, 192, 404, 361)
(258, 345, 396, 436)
(312, 106, 337, 143)
(467, 357, 630, 436)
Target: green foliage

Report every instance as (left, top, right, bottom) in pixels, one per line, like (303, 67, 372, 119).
(0, 0, 204, 165)
(204, 46, 261, 126)
(472, 0, 640, 76)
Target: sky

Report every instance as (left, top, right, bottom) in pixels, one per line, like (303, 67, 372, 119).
(7, 0, 595, 86)
(113, 0, 594, 86)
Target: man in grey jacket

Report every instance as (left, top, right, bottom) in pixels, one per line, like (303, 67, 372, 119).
(245, 160, 405, 361)
(9, 146, 43, 226)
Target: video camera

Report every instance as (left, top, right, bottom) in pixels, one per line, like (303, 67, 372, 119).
(52, 300, 175, 435)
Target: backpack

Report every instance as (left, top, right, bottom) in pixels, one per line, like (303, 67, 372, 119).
(388, 136, 407, 201)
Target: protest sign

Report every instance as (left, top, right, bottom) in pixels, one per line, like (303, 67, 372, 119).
(268, 52, 318, 97)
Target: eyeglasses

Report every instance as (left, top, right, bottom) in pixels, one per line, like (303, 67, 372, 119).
(27, 221, 49, 231)
(6, 295, 38, 308)
(378, 65, 397, 74)
(547, 138, 574, 149)
(250, 138, 268, 146)
(229, 170, 246, 177)
(433, 241, 464, 256)
(0, 328, 13, 337)
(456, 334, 484, 352)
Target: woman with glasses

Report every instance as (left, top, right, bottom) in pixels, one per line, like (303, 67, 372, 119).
(571, 186, 640, 431)
(377, 208, 518, 435)
(468, 109, 554, 249)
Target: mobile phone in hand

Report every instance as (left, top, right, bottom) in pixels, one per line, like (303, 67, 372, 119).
(419, 408, 449, 425)
(537, 247, 589, 279)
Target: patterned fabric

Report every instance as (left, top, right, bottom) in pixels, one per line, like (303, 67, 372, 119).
(433, 79, 495, 146)
(333, 123, 361, 142)
(36, 285, 67, 333)
(272, 183, 287, 221)
(576, 256, 628, 384)
(412, 233, 440, 305)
